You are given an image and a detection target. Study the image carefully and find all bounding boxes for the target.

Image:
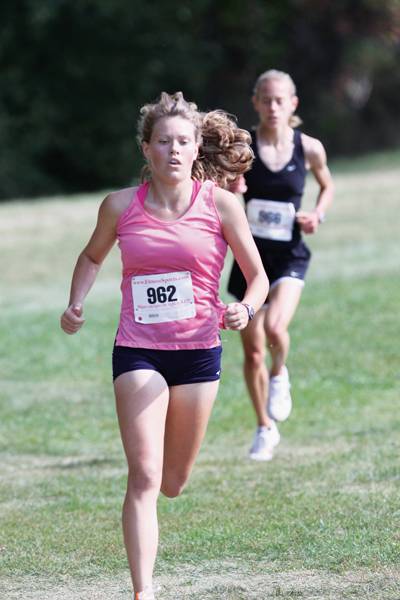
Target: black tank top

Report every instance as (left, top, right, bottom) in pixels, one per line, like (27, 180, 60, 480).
(244, 128, 306, 247)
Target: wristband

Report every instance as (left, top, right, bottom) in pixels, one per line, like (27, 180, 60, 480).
(241, 303, 255, 321)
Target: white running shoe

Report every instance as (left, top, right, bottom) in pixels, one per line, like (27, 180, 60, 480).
(249, 422, 280, 461)
(267, 366, 292, 422)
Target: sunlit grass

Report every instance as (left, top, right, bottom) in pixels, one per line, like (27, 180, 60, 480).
(0, 152, 399, 598)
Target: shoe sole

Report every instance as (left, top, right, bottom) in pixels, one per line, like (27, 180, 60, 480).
(249, 451, 274, 461)
(267, 396, 292, 422)
(268, 408, 292, 422)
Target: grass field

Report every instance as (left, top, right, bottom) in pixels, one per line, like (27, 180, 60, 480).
(1, 152, 399, 599)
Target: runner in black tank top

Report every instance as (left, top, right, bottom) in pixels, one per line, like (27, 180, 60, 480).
(228, 70, 334, 462)
(228, 128, 311, 302)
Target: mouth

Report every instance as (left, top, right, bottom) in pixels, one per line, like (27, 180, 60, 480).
(169, 159, 181, 165)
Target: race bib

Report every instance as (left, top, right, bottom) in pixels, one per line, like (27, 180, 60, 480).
(132, 271, 196, 324)
(247, 199, 295, 241)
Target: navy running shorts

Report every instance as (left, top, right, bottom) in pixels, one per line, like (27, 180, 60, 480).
(112, 345, 222, 386)
(228, 240, 311, 302)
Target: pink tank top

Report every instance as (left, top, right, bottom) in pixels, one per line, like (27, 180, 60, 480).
(115, 180, 228, 350)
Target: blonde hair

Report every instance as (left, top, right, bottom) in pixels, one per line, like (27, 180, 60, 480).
(253, 69, 302, 128)
(137, 91, 254, 188)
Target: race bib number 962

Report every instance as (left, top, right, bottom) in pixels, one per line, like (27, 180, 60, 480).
(132, 271, 196, 324)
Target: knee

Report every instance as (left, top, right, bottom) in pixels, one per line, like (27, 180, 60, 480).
(244, 345, 265, 370)
(160, 470, 189, 498)
(126, 461, 162, 497)
(265, 321, 286, 346)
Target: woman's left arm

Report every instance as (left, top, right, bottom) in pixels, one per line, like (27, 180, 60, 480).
(215, 188, 269, 330)
(296, 135, 334, 234)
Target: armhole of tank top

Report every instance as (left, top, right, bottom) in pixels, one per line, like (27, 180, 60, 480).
(116, 184, 146, 231)
(191, 179, 202, 206)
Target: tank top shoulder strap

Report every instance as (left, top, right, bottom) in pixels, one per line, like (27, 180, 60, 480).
(191, 179, 203, 199)
(293, 129, 305, 160)
(192, 179, 221, 223)
(136, 181, 150, 206)
(117, 183, 147, 231)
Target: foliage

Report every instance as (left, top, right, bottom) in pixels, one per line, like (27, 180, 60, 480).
(1, 0, 399, 199)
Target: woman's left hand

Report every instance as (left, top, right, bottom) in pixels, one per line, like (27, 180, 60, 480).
(228, 174, 247, 194)
(296, 210, 320, 234)
(223, 302, 249, 330)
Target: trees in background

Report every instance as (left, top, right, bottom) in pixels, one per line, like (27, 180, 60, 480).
(1, 0, 399, 199)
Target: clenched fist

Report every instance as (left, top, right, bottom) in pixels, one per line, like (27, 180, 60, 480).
(60, 303, 85, 335)
(223, 302, 249, 330)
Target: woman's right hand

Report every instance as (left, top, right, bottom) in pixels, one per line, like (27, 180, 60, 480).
(60, 303, 85, 335)
(223, 302, 249, 330)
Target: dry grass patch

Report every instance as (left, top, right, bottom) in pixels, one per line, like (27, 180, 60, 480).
(1, 565, 400, 599)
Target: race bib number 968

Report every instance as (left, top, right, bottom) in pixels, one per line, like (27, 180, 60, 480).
(247, 199, 296, 241)
(132, 271, 196, 324)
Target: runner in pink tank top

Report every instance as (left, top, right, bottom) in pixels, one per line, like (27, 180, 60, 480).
(60, 91, 268, 600)
(116, 179, 227, 349)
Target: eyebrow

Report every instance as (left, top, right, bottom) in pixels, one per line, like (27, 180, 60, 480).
(156, 134, 192, 139)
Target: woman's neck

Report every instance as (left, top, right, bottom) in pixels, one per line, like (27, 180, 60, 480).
(147, 178, 193, 210)
(255, 124, 295, 172)
(257, 123, 292, 148)
(144, 178, 195, 220)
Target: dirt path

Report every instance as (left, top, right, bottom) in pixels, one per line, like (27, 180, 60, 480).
(2, 564, 399, 599)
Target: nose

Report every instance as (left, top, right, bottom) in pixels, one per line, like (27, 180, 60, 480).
(170, 140, 180, 154)
(269, 100, 278, 111)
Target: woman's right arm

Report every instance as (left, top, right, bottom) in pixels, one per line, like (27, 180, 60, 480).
(60, 191, 127, 335)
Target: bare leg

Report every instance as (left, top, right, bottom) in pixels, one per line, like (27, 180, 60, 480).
(115, 375, 219, 595)
(240, 309, 274, 428)
(114, 369, 169, 595)
(265, 280, 303, 376)
(161, 380, 219, 497)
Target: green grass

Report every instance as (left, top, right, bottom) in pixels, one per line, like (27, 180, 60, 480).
(0, 153, 399, 598)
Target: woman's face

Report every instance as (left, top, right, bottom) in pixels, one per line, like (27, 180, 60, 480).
(142, 116, 199, 183)
(252, 78, 298, 130)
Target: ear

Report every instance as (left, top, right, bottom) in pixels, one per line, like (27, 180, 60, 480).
(251, 94, 259, 113)
(291, 95, 299, 113)
(142, 141, 149, 160)
(193, 143, 199, 161)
